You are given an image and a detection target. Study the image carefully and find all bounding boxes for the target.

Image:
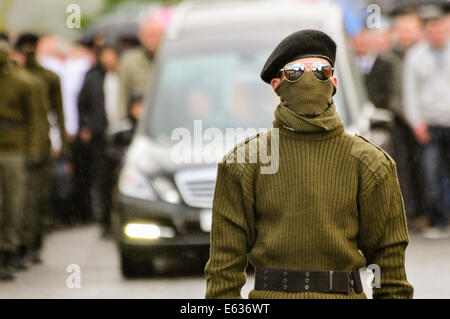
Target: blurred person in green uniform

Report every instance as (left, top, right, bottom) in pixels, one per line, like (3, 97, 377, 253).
(0, 33, 45, 280)
(13, 33, 69, 265)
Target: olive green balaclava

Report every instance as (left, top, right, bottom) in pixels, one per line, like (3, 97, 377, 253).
(275, 71, 336, 117)
(273, 71, 343, 132)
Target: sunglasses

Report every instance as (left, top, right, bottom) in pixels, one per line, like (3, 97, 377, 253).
(278, 62, 334, 82)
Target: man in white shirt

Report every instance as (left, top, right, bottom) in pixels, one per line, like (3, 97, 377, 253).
(103, 65, 120, 128)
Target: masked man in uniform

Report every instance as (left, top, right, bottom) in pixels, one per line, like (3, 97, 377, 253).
(205, 30, 413, 299)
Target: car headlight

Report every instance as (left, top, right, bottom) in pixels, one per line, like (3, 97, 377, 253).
(124, 223, 175, 239)
(118, 167, 180, 204)
(118, 166, 157, 201)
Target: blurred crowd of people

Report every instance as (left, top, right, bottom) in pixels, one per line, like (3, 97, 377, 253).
(352, 3, 450, 239)
(0, 9, 170, 281)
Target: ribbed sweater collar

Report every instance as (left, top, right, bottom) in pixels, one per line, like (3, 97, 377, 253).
(272, 101, 345, 140)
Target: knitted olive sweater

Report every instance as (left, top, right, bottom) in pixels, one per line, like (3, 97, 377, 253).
(205, 104, 413, 299)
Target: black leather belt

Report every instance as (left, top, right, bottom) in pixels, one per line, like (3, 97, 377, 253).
(255, 268, 363, 294)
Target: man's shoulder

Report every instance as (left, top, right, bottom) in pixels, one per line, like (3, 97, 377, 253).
(120, 48, 149, 65)
(13, 66, 43, 90)
(376, 49, 402, 66)
(11, 66, 33, 84)
(39, 66, 60, 84)
(405, 42, 429, 62)
(84, 65, 104, 81)
(347, 133, 395, 180)
(221, 129, 273, 165)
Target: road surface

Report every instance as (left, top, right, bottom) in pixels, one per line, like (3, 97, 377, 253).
(1, 225, 449, 299)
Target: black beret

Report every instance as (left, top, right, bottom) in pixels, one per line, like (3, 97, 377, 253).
(261, 29, 336, 84)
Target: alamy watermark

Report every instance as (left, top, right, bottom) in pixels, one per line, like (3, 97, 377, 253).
(66, 264, 81, 288)
(66, 4, 81, 29)
(366, 4, 381, 30)
(170, 120, 279, 174)
(367, 264, 381, 289)
(63, 262, 381, 290)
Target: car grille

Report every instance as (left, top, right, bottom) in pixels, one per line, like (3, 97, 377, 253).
(174, 166, 217, 208)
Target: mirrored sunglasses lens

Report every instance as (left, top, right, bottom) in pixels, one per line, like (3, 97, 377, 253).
(284, 63, 305, 82)
(312, 63, 332, 81)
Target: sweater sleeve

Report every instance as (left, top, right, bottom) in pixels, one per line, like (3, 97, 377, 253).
(205, 161, 251, 299)
(357, 161, 414, 299)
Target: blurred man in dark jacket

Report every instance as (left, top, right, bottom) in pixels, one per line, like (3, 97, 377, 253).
(74, 44, 120, 231)
(367, 9, 425, 227)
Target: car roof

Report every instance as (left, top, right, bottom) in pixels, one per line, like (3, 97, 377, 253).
(167, 0, 343, 40)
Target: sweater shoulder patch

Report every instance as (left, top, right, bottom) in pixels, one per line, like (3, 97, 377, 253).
(350, 134, 394, 180)
(222, 131, 270, 164)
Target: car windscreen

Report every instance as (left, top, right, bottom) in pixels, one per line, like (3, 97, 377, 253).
(144, 33, 349, 143)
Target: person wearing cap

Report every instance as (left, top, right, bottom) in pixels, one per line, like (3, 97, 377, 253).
(0, 33, 46, 279)
(205, 30, 413, 299)
(402, 5, 450, 239)
(14, 33, 69, 265)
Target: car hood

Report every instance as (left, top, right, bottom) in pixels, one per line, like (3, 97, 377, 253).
(124, 133, 246, 175)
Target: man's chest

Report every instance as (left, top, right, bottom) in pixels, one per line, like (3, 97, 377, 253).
(253, 153, 359, 223)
